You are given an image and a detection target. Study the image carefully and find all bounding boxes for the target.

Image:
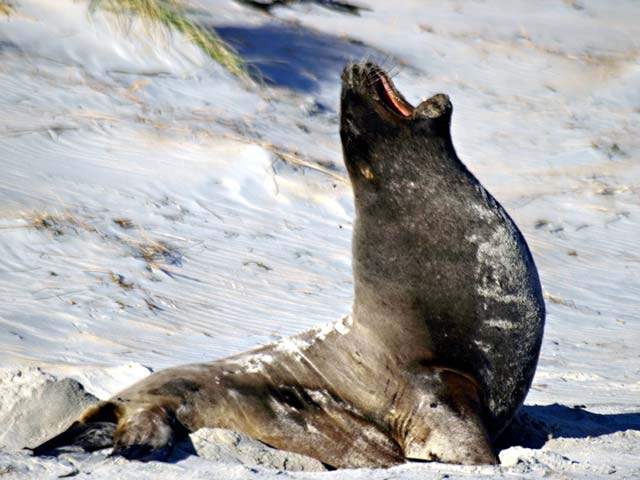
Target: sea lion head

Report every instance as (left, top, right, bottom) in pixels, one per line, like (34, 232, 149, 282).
(339, 61, 465, 317)
(339, 62, 456, 210)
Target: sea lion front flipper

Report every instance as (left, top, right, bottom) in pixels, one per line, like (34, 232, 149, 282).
(397, 369, 497, 465)
(32, 400, 182, 461)
(31, 421, 116, 456)
(31, 401, 119, 456)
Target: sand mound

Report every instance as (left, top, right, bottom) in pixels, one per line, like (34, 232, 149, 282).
(0, 368, 98, 451)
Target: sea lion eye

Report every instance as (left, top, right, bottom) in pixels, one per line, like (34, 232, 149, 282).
(359, 165, 375, 181)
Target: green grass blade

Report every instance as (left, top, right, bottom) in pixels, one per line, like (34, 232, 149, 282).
(89, 0, 252, 83)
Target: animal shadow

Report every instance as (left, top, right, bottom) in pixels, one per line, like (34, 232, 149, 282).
(215, 23, 385, 92)
(498, 403, 640, 450)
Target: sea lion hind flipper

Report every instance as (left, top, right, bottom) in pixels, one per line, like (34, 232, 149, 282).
(30, 401, 121, 456)
(31, 401, 120, 456)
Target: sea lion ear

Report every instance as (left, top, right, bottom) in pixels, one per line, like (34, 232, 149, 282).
(414, 94, 452, 133)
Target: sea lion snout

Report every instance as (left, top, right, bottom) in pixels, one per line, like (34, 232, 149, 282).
(340, 62, 377, 91)
(341, 62, 415, 119)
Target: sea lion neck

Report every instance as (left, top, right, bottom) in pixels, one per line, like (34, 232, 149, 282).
(340, 63, 465, 340)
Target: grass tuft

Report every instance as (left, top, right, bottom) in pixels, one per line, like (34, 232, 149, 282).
(110, 271, 135, 290)
(128, 238, 182, 267)
(113, 217, 135, 229)
(30, 212, 95, 237)
(0, 1, 14, 16)
(89, 0, 251, 82)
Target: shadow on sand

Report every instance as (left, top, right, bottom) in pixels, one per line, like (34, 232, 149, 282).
(499, 403, 640, 450)
(215, 23, 386, 92)
(235, 0, 368, 16)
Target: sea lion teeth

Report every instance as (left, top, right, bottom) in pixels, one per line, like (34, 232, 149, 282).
(33, 62, 545, 469)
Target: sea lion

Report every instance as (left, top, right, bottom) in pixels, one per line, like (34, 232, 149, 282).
(33, 62, 545, 467)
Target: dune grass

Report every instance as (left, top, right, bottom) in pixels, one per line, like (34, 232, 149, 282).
(89, 0, 251, 82)
(0, 0, 14, 16)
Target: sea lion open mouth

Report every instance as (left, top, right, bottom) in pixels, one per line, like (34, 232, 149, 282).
(341, 63, 453, 130)
(370, 67, 414, 118)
